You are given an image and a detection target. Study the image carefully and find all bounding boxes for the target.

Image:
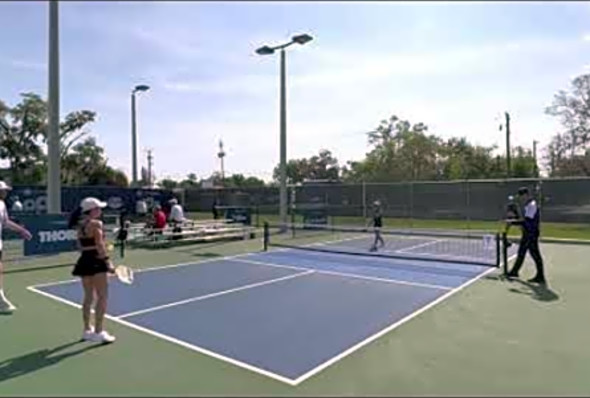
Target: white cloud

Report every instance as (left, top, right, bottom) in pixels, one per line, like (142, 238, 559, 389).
(7, 59, 46, 72)
(161, 74, 274, 96)
(584, 33, 590, 42)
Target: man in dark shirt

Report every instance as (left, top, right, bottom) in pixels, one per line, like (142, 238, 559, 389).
(503, 195, 520, 248)
(506, 187, 546, 284)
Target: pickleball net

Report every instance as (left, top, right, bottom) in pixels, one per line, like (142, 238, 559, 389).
(263, 222, 506, 268)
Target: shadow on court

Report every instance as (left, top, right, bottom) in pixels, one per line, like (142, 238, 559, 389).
(488, 274, 560, 302)
(0, 340, 104, 383)
(507, 279, 560, 302)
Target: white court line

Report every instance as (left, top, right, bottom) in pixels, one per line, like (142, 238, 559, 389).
(395, 238, 446, 253)
(234, 258, 452, 291)
(26, 285, 298, 386)
(116, 270, 315, 319)
(290, 264, 498, 385)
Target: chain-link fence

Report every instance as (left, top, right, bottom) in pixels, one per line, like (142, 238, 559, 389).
(181, 177, 590, 224)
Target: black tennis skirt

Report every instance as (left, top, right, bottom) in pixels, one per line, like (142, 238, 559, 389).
(72, 250, 110, 277)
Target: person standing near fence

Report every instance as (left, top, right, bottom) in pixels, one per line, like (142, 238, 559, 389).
(0, 181, 32, 314)
(369, 200, 385, 252)
(506, 187, 547, 285)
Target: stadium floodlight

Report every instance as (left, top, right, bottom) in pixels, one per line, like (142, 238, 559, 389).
(255, 46, 275, 55)
(134, 84, 150, 92)
(254, 33, 313, 232)
(292, 34, 313, 45)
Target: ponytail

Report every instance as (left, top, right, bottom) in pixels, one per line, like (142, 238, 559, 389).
(68, 206, 83, 229)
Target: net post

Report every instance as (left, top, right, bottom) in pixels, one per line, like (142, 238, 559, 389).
(119, 237, 125, 258)
(495, 232, 500, 268)
(291, 208, 296, 238)
(263, 221, 269, 251)
(501, 232, 508, 275)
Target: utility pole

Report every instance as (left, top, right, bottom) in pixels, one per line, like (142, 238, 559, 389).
(533, 140, 538, 177)
(505, 112, 511, 178)
(217, 139, 225, 186)
(146, 149, 153, 187)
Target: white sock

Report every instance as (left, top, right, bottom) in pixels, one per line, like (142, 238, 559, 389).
(0, 289, 5, 300)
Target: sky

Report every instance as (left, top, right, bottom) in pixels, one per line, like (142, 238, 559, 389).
(1, 1, 589, 182)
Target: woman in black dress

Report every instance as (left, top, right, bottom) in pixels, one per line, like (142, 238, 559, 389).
(369, 200, 385, 251)
(68, 197, 116, 344)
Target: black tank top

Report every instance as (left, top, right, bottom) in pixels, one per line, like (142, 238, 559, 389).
(373, 209, 383, 228)
(78, 220, 97, 248)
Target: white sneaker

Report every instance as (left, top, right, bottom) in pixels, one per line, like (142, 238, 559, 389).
(0, 298, 16, 314)
(82, 328, 95, 341)
(90, 330, 116, 344)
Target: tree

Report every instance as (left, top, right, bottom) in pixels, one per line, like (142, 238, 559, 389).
(179, 173, 199, 188)
(545, 132, 590, 176)
(224, 174, 266, 188)
(61, 137, 128, 187)
(0, 92, 99, 184)
(273, 149, 340, 184)
(545, 73, 590, 156)
(158, 178, 179, 190)
(87, 165, 129, 187)
(545, 73, 590, 176)
(342, 114, 538, 182)
(0, 94, 47, 184)
(439, 138, 503, 180)
(344, 115, 441, 182)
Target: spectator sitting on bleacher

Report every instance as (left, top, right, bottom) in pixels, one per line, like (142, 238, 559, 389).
(169, 198, 184, 240)
(169, 198, 185, 224)
(11, 196, 23, 213)
(152, 205, 167, 234)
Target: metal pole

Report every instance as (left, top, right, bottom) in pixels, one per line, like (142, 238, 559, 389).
(147, 149, 153, 187)
(131, 92, 137, 186)
(47, 0, 61, 214)
(279, 48, 287, 231)
(533, 140, 538, 177)
(362, 181, 366, 219)
(505, 111, 511, 178)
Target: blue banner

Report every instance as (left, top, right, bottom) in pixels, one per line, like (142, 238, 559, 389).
(298, 203, 328, 227)
(221, 206, 252, 225)
(23, 214, 78, 256)
(4, 186, 176, 216)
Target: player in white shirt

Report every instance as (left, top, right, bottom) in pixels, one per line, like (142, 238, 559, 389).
(0, 181, 32, 313)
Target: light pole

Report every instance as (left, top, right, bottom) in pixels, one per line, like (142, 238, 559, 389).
(218, 139, 226, 186)
(131, 84, 150, 186)
(255, 33, 313, 231)
(47, 0, 61, 214)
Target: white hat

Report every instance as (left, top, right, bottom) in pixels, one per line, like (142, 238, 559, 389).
(0, 181, 12, 191)
(80, 197, 107, 212)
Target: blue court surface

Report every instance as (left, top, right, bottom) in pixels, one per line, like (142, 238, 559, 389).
(28, 237, 511, 386)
